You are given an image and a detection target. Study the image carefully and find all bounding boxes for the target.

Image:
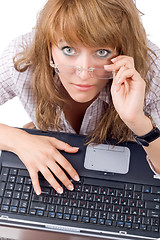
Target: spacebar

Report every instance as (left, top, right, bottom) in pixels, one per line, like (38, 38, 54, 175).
(83, 177, 125, 189)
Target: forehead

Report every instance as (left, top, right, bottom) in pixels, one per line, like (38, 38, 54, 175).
(56, 38, 114, 51)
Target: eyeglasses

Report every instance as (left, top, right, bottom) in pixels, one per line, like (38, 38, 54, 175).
(50, 61, 113, 80)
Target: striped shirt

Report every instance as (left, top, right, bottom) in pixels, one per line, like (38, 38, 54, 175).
(0, 31, 160, 135)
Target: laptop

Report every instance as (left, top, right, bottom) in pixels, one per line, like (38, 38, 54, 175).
(0, 128, 159, 240)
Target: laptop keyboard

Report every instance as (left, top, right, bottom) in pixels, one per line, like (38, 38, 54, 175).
(0, 166, 159, 233)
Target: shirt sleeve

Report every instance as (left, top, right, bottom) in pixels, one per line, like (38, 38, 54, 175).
(0, 31, 34, 106)
(146, 156, 160, 179)
(0, 40, 18, 105)
(145, 40, 160, 128)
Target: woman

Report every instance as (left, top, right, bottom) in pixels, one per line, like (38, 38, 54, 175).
(0, 0, 160, 195)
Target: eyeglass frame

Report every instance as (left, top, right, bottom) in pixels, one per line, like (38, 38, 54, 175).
(49, 60, 113, 80)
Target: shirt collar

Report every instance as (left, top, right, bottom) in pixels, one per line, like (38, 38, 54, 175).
(98, 85, 111, 104)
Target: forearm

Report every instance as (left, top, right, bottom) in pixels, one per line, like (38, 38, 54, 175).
(143, 138, 160, 174)
(0, 123, 28, 152)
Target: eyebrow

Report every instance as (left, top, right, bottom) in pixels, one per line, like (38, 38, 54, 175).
(58, 39, 66, 44)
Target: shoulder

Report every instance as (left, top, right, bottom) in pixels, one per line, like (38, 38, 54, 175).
(0, 30, 35, 75)
(6, 30, 35, 57)
(147, 39, 160, 74)
(0, 31, 35, 100)
(146, 39, 160, 91)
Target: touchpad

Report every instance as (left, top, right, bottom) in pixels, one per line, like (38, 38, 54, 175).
(84, 144, 130, 174)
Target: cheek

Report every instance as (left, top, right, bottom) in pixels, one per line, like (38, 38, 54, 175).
(51, 47, 62, 63)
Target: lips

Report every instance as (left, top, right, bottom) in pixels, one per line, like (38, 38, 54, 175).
(72, 83, 93, 91)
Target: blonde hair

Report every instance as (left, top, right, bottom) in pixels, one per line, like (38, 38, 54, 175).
(14, 0, 153, 143)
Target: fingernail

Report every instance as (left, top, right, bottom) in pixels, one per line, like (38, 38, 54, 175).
(57, 188, 63, 194)
(104, 64, 111, 69)
(73, 147, 79, 150)
(111, 57, 117, 62)
(74, 175, 80, 181)
(114, 84, 120, 92)
(68, 185, 74, 191)
(36, 190, 41, 195)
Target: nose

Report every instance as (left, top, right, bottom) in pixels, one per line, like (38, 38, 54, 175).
(76, 53, 92, 80)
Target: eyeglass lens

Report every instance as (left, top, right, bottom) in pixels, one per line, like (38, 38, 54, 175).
(54, 65, 113, 79)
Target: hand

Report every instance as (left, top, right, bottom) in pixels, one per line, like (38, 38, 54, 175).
(23, 121, 36, 129)
(14, 132, 80, 195)
(104, 55, 146, 127)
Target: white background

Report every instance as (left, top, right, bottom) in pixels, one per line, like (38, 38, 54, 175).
(0, 0, 160, 127)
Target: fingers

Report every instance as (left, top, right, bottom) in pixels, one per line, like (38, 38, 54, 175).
(22, 136, 80, 196)
(40, 166, 64, 194)
(50, 137, 79, 153)
(46, 160, 75, 191)
(51, 148, 80, 182)
(23, 121, 36, 129)
(104, 55, 134, 72)
(29, 169, 42, 195)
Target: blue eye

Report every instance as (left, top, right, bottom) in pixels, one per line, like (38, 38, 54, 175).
(96, 49, 111, 58)
(61, 46, 77, 56)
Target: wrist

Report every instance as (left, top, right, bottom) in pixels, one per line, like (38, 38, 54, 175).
(0, 124, 28, 153)
(125, 115, 153, 136)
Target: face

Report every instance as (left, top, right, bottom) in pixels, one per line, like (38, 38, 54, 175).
(51, 40, 117, 103)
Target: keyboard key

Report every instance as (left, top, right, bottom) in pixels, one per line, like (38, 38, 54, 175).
(19, 200, 28, 208)
(2, 198, 11, 205)
(125, 184, 134, 191)
(18, 169, 30, 177)
(117, 221, 124, 227)
(37, 210, 44, 216)
(10, 169, 18, 175)
(142, 186, 150, 193)
(4, 190, 12, 198)
(11, 199, 19, 207)
(10, 206, 18, 213)
(140, 224, 147, 231)
(32, 194, 43, 202)
(6, 183, 14, 191)
(1, 205, 9, 211)
(30, 202, 46, 210)
(16, 176, 24, 184)
(56, 213, 63, 219)
(132, 223, 139, 229)
(142, 217, 150, 225)
(0, 182, 5, 196)
(71, 214, 78, 221)
(15, 184, 23, 191)
(147, 210, 159, 218)
(124, 222, 132, 229)
(55, 206, 64, 213)
(90, 217, 97, 224)
(142, 193, 160, 202)
(134, 184, 142, 192)
(72, 208, 81, 216)
(98, 218, 105, 225)
(151, 217, 159, 226)
(82, 216, 89, 223)
(151, 226, 159, 232)
(0, 168, 9, 182)
(83, 185, 91, 193)
(8, 175, 16, 183)
(63, 213, 70, 220)
(18, 207, 27, 214)
(145, 201, 160, 210)
(151, 186, 160, 194)
(105, 219, 112, 226)
(48, 212, 55, 218)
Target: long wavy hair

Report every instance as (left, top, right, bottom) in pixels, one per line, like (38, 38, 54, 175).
(14, 0, 154, 143)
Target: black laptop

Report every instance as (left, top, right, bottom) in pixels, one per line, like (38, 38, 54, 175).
(0, 129, 159, 240)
